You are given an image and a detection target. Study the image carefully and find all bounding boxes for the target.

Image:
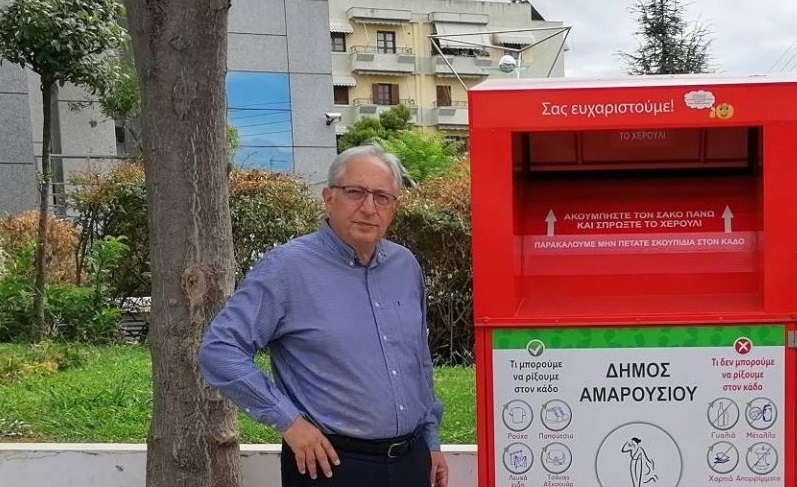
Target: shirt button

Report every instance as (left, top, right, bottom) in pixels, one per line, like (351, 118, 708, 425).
(374, 302, 380, 307)
(399, 405, 405, 411)
(383, 335, 387, 341)
(271, 423, 277, 428)
(245, 408, 250, 413)
(391, 370, 397, 375)
(349, 260, 354, 267)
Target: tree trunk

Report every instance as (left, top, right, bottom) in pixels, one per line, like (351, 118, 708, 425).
(32, 80, 56, 341)
(124, 1, 242, 486)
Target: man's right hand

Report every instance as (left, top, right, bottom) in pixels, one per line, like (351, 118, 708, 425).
(282, 416, 341, 479)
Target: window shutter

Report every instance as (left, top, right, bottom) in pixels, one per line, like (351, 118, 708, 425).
(372, 84, 379, 104)
(437, 86, 452, 106)
(391, 84, 400, 105)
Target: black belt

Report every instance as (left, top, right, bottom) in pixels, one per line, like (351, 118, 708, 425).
(326, 431, 420, 458)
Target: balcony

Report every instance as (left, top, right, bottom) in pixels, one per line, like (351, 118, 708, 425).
(350, 46, 417, 75)
(432, 54, 493, 78)
(351, 98, 418, 123)
(432, 101, 468, 129)
(347, 7, 412, 25)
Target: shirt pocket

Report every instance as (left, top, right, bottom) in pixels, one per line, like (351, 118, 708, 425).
(392, 296, 423, 339)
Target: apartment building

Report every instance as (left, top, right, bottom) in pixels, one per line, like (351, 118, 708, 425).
(328, 0, 566, 137)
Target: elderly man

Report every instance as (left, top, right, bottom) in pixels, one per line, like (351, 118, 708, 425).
(199, 145, 448, 487)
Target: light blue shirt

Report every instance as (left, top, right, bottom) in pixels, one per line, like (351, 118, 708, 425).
(199, 222, 443, 450)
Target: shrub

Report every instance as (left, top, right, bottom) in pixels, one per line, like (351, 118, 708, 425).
(229, 169, 322, 278)
(69, 163, 149, 298)
(381, 130, 460, 183)
(0, 272, 33, 342)
(0, 210, 80, 285)
(337, 105, 413, 152)
(0, 238, 127, 343)
(52, 236, 128, 342)
(337, 105, 463, 184)
(389, 160, 472, 365)
(69, 164, 322, 296)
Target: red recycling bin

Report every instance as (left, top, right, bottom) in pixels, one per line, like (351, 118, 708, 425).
(468, 74, 797, 487)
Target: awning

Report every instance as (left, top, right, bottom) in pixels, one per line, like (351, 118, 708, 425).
(329, 20, 354, 34)
(332, 76, 357, 87)
(347, 7, 411, 25)
(434, 22, 490, 49)
(492, 32, 538, 46)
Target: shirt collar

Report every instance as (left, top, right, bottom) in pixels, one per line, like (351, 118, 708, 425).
(319, 220, 385, 268)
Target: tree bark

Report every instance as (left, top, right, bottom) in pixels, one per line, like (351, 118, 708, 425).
(124, 1, 242, 486)
(32, 80, 56, 341)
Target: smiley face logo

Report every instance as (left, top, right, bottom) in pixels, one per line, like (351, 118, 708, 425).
(710, 103, 735, 120)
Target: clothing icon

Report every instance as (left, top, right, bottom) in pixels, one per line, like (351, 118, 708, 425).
(541, 400, 572, 431)
(502, 399, 533, 431)
(707, 398, 740, 431)
(746, 442, 778, 475)
(546, 407, 568, 422)
(541, 442, 572, 474)
(707, 441, 739, 474)
(502, 442, 534, 475)
(622, 437, 659, 487)
(745, 398, 777, 430)
(510, 450, 528, 469)
(509, 407, 526, 424)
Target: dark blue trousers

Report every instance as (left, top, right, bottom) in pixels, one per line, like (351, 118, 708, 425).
(280, 439, 432, 487)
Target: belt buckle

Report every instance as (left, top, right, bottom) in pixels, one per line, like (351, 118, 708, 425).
(387, 441, 406, 458)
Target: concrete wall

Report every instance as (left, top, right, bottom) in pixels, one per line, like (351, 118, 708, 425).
(0, 0, 338, 215)
(287, 0, 338, 188)
(228, 0, 337, 191)
(0, 444, 478, 487)
(0, 56, 37, 216)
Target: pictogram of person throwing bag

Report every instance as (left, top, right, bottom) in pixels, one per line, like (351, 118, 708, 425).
(621, 437, 660, 487)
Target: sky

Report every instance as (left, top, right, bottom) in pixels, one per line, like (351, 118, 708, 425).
(519, 0, 797, 78)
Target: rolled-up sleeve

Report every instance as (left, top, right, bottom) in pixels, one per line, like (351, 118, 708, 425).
(198, 254, 301, 431)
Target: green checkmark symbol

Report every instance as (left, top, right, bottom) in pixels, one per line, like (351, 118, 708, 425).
(526, 339, 545, 357)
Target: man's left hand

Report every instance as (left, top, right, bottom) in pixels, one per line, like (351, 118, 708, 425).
(430, 450, 448, 487)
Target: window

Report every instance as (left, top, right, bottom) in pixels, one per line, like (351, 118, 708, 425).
(227, 72, 294, 172)
(115, 125, 126, 144)
(436, 86, 452, 107)
(377, 31, 396, 54)
(373, 83, 399, 105)
(331, 33, 346, 53)
(333, 86, 350, 105)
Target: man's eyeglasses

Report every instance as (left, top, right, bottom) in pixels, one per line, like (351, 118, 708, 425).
(330, 185, 398, 207)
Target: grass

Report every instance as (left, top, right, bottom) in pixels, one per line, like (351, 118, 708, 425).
(0, 343, 476, 444)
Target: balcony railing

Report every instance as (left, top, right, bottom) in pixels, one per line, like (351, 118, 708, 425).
(432, 100, 468, 108)
(350, 46, 417, 75)
(432, 103, 468, 127)
(432, 54, 492, 78)
(350, 45, 414, 55)
(352, 98, 417, 107)
(348, 99, 418, 124)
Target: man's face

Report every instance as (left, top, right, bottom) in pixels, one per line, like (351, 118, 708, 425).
(322, 155, 399, 259)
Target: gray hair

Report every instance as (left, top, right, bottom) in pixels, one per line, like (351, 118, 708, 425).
(327, 145, 402, 192)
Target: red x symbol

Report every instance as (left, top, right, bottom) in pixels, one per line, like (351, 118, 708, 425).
(734, 337, 752, 354)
